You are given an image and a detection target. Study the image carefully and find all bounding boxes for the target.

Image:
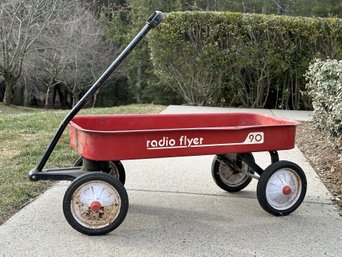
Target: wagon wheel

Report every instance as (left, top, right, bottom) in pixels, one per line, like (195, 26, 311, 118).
(74, 157, 126, 185)
(211, 153, 255, 192)
(257, 161, 307, 216)
(63, 172, 129, 235)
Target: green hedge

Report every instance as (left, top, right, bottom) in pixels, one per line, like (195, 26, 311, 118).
(149, 11, 342, 109)
(306, 59, 342, 151)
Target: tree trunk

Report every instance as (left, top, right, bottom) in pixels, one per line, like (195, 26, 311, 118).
(135, 63, 142, 103)
(2, 74, 15, 105)
(3, 83, 13, 105)
(72, 88, 79, 107)
(92, 91, 98, 108)
(52, 85, 57, 108)
(72, 94, 79, 107)
(45, 86, 51, 109)
(23, 85, 30, 107)
(56, 84, 69, 108)
(242, 0, 246, 13)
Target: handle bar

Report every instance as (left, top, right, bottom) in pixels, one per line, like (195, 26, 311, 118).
(29, 11, 164, 180)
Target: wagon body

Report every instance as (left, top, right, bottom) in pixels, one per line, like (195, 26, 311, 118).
(70, 113, 299, 161)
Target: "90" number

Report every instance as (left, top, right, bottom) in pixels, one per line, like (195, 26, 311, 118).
(245, 132, 264, 144)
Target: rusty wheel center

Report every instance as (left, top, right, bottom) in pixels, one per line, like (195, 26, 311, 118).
(90, 201, 102, 212)
(70, 180, 121, 229)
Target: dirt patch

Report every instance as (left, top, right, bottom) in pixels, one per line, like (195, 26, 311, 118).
(296, 121, 342, 215)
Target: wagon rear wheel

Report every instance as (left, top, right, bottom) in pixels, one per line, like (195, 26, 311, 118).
(211, 153, 254, 192)
(74, 157, 126, 185)
(257, 161, 307, 216)
(63, 172, 128, 235)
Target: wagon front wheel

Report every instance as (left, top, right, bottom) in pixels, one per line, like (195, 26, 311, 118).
(63, 172, 128, 235)
(257, 161, 307, 216)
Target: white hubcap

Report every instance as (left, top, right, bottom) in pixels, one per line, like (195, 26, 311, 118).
(266, 168, 302, 210)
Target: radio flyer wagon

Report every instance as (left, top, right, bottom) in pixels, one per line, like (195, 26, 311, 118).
(29, 11, 307, 236)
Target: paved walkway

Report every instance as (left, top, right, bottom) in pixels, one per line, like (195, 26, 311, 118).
(0, 106, 341, 257)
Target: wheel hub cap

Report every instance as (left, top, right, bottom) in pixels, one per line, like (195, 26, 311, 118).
(90, 201, 102, 212)
(282, 185, 292, 195)
(266, 168, 302, 210)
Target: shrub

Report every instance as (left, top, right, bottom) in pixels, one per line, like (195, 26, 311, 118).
(306, 59, 342, 151)
(149, 11, 342, 109)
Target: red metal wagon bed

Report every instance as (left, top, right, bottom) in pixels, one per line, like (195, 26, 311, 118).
(69, 112, 298, 160)
(28, 11, 307, 236)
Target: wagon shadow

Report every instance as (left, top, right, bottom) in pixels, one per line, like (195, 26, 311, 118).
(120, 191, 261, 236)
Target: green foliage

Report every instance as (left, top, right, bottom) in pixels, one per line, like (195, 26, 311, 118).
(99, 2, 130, 45)
(98, 1, 342, 107)
(306, 59, 342, 151)
(173, 0, 342, 17)
(297, 0, 342, 18)
(99, 0, 182, 104)
(149, 11, 342, 108)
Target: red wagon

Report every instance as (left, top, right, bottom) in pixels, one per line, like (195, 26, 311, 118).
(29, 11, 307, 236)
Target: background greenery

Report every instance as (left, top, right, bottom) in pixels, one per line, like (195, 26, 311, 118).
(1, 0, 342, 109)
(306, 59, 342, 151)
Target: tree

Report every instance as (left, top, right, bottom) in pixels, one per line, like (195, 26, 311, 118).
(26, 26, 69, 108)
(0, 0, 64, 105)
(61, 11, 116, 107)
(57, 10, 100, 107)
(21, 1, 116, 108)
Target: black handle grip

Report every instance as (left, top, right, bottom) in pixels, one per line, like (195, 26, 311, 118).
(147, 11, 164, 28)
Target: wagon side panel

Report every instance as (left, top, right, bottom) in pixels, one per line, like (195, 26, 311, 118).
(70, 125, 297, 161)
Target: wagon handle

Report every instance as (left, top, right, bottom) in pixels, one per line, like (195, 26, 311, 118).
(147, 11, 164, 28)
(29, 11, 164, 180)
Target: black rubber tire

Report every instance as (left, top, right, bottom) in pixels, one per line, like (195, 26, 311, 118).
(257, 161, 307, 216)
(74, 157, 126, 185)
(63, 172, 129, 235)
(212, 153, 254, 192)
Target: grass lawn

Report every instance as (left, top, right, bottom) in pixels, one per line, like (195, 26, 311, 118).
(0, 104, 165, 224)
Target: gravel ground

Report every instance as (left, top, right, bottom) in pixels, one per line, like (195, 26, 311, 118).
(296, 121, 342, 216)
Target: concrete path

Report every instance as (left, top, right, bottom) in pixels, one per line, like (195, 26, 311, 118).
(0, 106, 341, 257)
